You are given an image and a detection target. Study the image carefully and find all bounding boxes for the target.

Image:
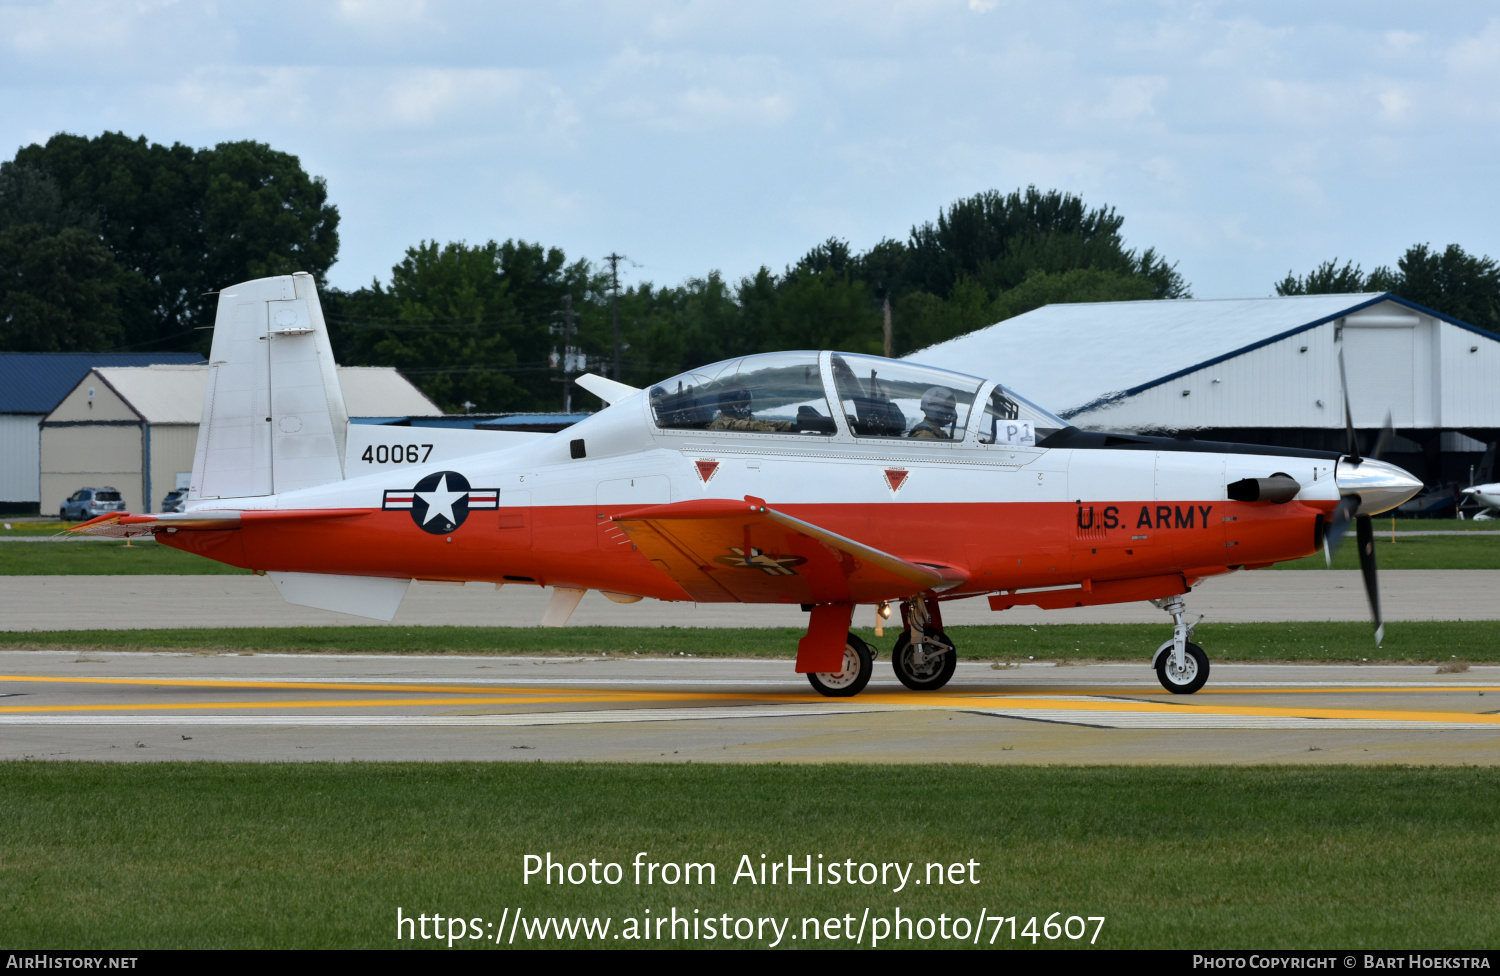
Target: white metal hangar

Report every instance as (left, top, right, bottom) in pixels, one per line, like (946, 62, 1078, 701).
(910, 293, 1500, 487)
(40, 365, 440, 515)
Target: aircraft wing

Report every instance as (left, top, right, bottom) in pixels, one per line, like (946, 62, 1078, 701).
(608, 495, 966, 605)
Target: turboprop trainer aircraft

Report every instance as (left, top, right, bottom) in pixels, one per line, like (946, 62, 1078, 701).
(1462, 483, 1500, 520)
(76, 274, 1424, 696)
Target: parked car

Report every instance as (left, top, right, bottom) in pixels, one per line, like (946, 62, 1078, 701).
(160, 490, 187, 513)
(59, 487, 127, 521)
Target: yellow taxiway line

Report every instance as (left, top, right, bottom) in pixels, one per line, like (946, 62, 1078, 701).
(2, 673, 1498, 725)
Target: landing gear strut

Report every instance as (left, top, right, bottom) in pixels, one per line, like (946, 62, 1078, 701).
(1151, 594, 1209, 694)
(892, 595, 957, 691)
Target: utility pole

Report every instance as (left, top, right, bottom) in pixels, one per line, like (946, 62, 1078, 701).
(882, 293, 893, 358)
(605, 252, 624, 380)
(562, 293, 574, 414)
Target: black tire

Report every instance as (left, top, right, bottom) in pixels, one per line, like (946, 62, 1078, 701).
(1155, 641, 1209, 694)
(807, 633, 874, 698)
(891, 629, 958, 691)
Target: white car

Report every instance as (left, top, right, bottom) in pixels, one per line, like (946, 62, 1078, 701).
(60, 487, 126, 521)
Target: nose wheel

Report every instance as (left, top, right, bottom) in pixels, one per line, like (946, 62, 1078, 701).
(1150, 594, 1209, 693)
(1154, 639, 1209, 694)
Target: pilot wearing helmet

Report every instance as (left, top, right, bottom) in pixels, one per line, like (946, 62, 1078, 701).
(908, 386, 958, 439)
(708, 385, 792, 432)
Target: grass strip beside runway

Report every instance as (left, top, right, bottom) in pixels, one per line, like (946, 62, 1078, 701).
(2, 763, 1498, 949)
(0, 540, 250, 574)
(4, 620, 1500, 663)
(1273, 533, 1500, 570)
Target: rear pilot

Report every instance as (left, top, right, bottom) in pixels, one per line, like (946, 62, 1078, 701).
(908, 386, 957, 439)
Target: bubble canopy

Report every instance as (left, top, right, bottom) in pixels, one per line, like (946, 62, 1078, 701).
(647, 351, 1064, 442)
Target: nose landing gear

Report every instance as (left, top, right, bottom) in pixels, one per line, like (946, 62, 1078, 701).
(1151, 594, 1209, 694)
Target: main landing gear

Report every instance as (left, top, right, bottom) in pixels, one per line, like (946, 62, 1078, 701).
(891, 596, 957, 691)
(803, 595, 959, 697)
(806, 633, 875, 697)
(1151, 594, 1209, 694)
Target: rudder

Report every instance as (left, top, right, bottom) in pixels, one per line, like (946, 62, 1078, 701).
(190, 273, 349, 501)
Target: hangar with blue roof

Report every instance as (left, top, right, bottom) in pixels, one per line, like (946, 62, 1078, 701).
(0, 352, 203, 513)
(912, 293, 1500, 487)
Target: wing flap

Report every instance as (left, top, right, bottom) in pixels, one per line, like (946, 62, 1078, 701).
(611, 495, 967, 605)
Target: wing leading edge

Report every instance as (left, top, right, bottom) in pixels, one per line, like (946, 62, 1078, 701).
(608, 495, 966, 606)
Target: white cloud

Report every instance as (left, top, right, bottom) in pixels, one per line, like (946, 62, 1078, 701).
(1, 0, 1497, 300)
(382, 68, 527, 126)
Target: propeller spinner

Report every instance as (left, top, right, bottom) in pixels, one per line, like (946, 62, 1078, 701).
(1325, 349, 1424, 644)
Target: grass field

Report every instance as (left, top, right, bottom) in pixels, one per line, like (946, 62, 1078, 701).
(4, 619, 1498, 663)
(0, 539, 250, 575)
(1274, 533, 1500, 569)
(2, 763, 1497, 949)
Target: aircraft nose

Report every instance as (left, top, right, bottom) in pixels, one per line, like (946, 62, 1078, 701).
(1335, 457, 1424, 515)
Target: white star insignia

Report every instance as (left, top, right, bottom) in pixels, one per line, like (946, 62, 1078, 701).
(415, 473, 466, 526)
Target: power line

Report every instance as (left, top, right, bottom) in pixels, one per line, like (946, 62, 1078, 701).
(605, 252, 625, 380)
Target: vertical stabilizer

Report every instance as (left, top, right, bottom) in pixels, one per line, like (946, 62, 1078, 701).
(190, 273, 349, 501)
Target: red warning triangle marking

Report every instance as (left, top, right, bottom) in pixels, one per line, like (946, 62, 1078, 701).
(884, 469, 908, 492)
(695, 460, 720, 483)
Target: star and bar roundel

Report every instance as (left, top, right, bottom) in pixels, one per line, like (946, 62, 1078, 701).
(382, 471, 499, 534)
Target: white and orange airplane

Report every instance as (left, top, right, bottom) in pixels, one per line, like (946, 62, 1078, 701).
(76, 274, 1423, 696)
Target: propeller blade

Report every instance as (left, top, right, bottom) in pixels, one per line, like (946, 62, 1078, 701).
(1369, 410, 1394, 462)
(1338, 347, 1362, 464)
(1355, 513, 1383, 645)
(1323, 495, 1360, 566)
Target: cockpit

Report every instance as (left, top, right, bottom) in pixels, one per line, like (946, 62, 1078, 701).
(646, 351, 1064, 446)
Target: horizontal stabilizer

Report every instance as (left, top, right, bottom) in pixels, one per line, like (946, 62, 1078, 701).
(609, 495, 966, 605)
(69, 509, 368, 538)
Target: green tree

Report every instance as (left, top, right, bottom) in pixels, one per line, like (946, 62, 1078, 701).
(1390, 244, 1499, 331)
(0, 223, 124, 351)
(0, 161, 126, 352)
(1275, 244, 1499, 332)
(1274, 258, 1377, 296)
(327, 239, 589, 413)
(902, 186, 1187, 300)
(989, 267, 1158, 322)
(13, 132, 338, 351)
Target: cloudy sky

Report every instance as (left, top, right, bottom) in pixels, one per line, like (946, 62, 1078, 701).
(2, 1, 1497, 298)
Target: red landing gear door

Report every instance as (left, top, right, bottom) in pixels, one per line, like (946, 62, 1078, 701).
(796, 603, 854, 673)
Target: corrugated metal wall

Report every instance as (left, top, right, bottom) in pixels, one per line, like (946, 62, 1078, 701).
(1070, 311, 1500, 433)
(40, 425, 142, 516)
(0, 414, 41, 503)
(147, 424, 199, 512)
(1439, 320, 1500, 429)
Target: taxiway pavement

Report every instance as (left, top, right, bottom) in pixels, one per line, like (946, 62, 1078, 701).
(4, 570, 1500, 631)
(3, 651, 1497, 764)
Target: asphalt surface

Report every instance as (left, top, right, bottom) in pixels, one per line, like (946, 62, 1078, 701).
(4, 570, 1500, 630)
(3, 651, 1497, 764)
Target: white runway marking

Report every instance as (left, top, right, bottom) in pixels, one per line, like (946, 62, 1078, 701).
(0, 706, 901, 727)
(968, 708, 1496, 731)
